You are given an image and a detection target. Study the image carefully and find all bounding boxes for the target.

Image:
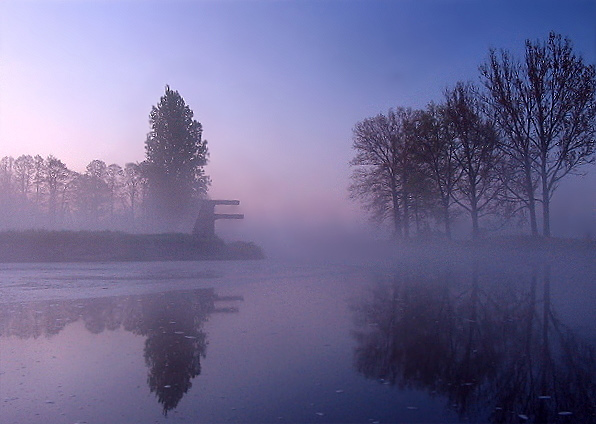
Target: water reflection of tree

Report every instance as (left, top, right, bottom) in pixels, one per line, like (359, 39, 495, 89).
(134, 291, 211, 415)
(352, 265, 596, 423)
(0, 288, 242, 416)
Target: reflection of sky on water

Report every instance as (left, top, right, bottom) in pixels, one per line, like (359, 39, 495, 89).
(1, 258, 595, 423)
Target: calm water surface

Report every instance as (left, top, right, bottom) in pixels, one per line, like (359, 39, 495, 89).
(0, 253, 594, 423)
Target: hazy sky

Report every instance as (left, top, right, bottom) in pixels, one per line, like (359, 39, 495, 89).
(1, 1, 595, 240)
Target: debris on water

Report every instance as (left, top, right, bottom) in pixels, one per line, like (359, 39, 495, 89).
(406, 406, 418, 410)
(335, 389, 344, 393)
(558, 411, 573, 416)
(538, 396, 551, 399)
(518, 414, 529, 420)
(45, 400, 55, 404)
(174, 331, 185, 334)
(184, 335, 196, 339)
(495, 407, 503, 410)
(315, 412, 324, 416)
(164, 385, 171, 388)
(169, 321, 176, 324)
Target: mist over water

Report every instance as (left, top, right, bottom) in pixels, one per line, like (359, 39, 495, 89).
(1, 242, 594, 423)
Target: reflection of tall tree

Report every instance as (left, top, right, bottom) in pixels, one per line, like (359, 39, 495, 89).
(0, 288, 242, 415)
(136, 291, 211, 415)
(352, 264, 596, 423)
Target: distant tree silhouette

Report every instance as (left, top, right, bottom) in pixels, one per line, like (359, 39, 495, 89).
(349, 108, 418, 239)
(410, 103, 460, 239)
(13, 155, 35, 198)
(83, 160, 110, 226)
(123, 162, 144, 226)
(45, 155, 70, 227)
(481, 32, 596, 237)
(444, 82, 503, 239)
(32, 154, 45, 206)
(105, 163, 123, 221)
(144, 85, 210, 232)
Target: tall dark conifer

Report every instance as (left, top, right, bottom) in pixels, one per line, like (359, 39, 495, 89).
(144, 85, 209, 231)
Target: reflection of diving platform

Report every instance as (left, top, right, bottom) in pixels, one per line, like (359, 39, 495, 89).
(192, 200, 244, 238)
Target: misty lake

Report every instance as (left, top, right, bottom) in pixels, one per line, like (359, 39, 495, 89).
(1, 248, 595, 423)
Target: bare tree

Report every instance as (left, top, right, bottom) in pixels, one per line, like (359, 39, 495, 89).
(481, 32, 596, 237)
(349, 108, 416, 239)
(32, 154, 46, 206)
(14, 155, 36, 198)
(105, 163, 123, 221)
(45, 155, 70, 227)
(0, 156, 15, 197)
(411, 103, 460, 239)
(445, 82, 503, 239)
(80, 160, 110, 227)
(123, 162, 144, 227)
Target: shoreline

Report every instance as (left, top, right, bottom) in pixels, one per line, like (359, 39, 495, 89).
(0, 230, 264, 263)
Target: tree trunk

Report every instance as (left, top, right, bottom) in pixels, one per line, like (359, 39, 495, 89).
(471, 210, 479, 239)
(522, 159, 538, 237)
(392, 191, 402, 239)
(442, 197, 452, 240)
(414, 197, 421, 235)
(470, 193, 479, 240)
(528, 195, 538, 237)
(402, 192, 410, 240)
(541, 166, 551, 237)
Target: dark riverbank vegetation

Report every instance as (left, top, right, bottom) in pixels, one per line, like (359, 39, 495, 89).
(0, 230, 264, 262)
(350, 32, 595, 241)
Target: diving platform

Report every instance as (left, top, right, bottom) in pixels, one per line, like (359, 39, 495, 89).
(192, 199, 244, 238)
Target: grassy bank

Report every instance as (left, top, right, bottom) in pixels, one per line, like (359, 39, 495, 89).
(0, 230, 264, 262)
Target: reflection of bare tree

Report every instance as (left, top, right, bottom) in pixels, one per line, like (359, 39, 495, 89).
(0, 288, 242, 415)
(352, 264, 596, 423)
(352, 272, 454, 392)
(489, 265, 596, 423)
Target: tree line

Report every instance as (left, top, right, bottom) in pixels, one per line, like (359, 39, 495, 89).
(0, 85, 209, 233)
(0, 154, 145, 230)
(350, 33, 596, 239)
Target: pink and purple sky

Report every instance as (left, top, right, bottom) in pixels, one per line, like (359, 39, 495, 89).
(1, 1, 594, 243)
